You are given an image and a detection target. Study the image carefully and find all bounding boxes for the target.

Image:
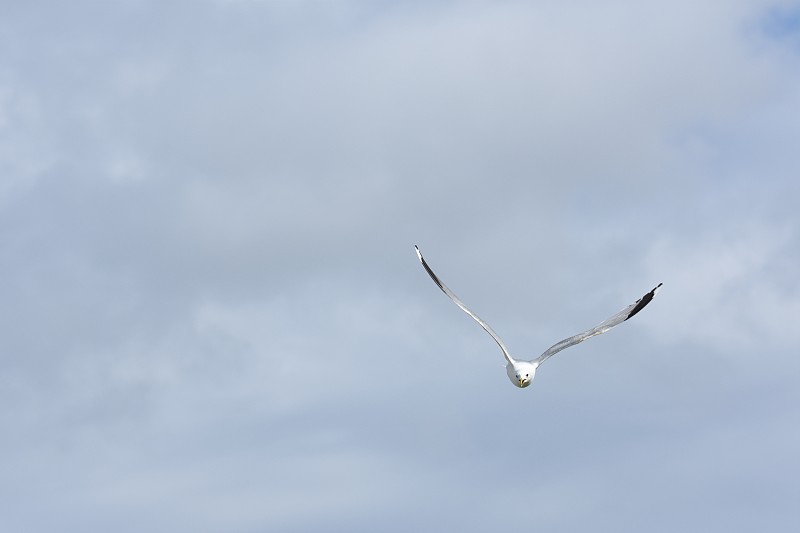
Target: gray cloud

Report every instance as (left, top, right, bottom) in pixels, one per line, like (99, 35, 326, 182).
(1, 1, 799, 531)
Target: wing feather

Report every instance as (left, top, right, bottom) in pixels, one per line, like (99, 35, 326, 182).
(415, 245, 515, 365)
(532, 283, 662, 367)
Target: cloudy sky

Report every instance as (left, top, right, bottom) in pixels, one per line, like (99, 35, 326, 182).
(2, 1, 799, 531)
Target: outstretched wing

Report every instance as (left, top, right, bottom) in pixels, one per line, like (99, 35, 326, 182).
(415, 245, 515, 365)
(532, 283, 662, 367)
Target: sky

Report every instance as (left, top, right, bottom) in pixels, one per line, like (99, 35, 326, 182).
(1, 1, 799, 531)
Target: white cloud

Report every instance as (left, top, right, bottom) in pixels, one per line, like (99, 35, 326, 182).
(643, 223, 800, 355)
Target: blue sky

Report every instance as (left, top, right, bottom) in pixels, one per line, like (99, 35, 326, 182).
(1, 1, 799, 531)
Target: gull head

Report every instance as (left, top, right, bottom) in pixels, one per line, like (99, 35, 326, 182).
(507, 361, 537, 388)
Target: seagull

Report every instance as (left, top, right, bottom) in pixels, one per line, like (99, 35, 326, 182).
(415, 245, 661, 388)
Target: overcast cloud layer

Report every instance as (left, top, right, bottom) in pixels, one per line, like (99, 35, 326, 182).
(1, 1, 799, 531)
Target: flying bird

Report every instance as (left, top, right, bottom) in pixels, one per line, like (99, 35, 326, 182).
(415, 245, 661, 388)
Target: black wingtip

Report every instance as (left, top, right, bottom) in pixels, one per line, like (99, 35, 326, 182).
(625, 283, 662, 321)
(414, 246, 447, 293)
